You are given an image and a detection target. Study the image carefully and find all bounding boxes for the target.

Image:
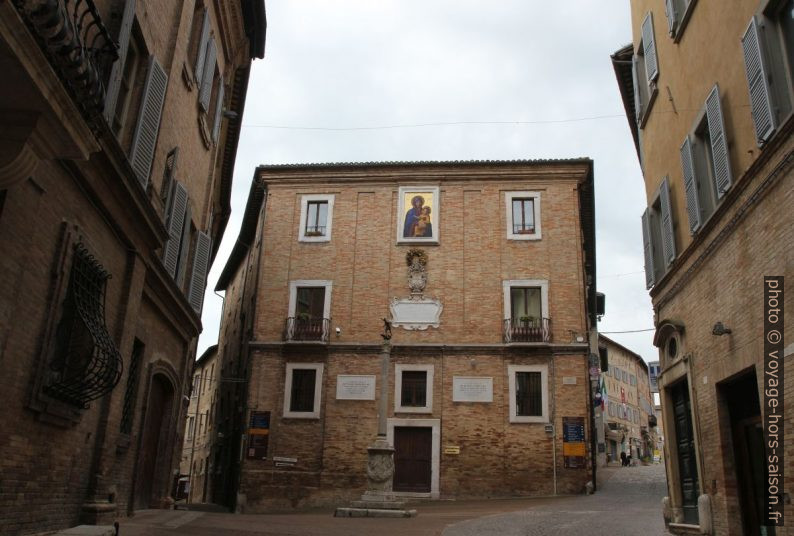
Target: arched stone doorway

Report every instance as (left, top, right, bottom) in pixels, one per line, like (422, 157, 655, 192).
(135, 373, 175, 509)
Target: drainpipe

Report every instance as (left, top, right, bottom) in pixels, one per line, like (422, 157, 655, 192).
(550, 355, 557, 495)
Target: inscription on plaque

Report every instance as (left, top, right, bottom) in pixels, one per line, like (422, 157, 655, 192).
(336, 375, 376, 400)
(452, 376, 493, 403)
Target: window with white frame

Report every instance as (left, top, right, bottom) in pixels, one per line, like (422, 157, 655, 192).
(502, 280, 550, 342)
(287, 280, 332, 341)
(186, 416, 195, 439)
(298, 194, 335, 242)
(505, 192, 542, 240)
(633, 11, 660, 127)
(641, 176, 676, 289)
(680, 85, 733, 235)
(742, 2, 794, 146)
(508, 364, 549, 423)
(283, 363, 324, 418)
(395, 364, 434, 413)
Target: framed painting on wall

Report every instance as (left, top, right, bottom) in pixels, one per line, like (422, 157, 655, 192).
(396, 186, 440, 244)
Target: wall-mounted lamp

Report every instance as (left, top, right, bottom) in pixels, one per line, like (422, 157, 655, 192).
(222, 109, 239, 120)
(335, 326, 341, 337)
(712, 322, 732, 336)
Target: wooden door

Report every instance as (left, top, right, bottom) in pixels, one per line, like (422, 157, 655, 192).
(135, 374, 174, 509)
(671, 380, 699, 524)
(393, 427, 432, 493)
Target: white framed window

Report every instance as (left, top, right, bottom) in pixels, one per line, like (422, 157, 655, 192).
(502, 280, 550, 343)
(505, 191, 542, 240)
(283, 363, 324, 418)
(395, 364, 434, 413)
(298, 194, 335, 242)
(665, 0, 697, 40)
(508, 364, 549, 423)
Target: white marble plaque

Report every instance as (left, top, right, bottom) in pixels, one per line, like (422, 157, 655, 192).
(390, 297, 443, 330)
(336, 375, 376, 400)
(452, 376, 493, 403)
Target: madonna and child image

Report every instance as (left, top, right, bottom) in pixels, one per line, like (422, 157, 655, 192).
(398, 187, 439, 242)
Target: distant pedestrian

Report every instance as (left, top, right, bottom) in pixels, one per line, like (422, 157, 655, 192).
(626, 452, 632, 466)
(620, 451, 627, 467)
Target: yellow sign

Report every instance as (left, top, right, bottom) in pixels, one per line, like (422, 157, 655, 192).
(443, 446, 460, 455)
(563, 442, 586, 457)
(248, 428, 269, 436)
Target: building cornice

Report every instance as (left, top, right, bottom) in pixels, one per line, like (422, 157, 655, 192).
(247, 341, 589, 355)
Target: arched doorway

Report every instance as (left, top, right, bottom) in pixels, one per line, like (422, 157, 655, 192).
(135, 373, 175, 509)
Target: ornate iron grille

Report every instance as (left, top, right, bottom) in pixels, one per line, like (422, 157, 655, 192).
(283, 317, 330, 342)
(45, 243, 123, 408)
(503, 317, 551, 343)
(14, 0, 119, 131)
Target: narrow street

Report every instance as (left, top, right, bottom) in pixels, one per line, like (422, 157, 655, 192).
(119, 464, 670, 536)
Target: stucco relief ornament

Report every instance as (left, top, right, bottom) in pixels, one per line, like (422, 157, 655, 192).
(389, 248, 443, 330)
(366, 450, 395, 484)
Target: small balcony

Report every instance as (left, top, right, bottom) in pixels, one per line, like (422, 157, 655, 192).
(283, 317, 330, 343)
(15, 0, 119, 129)
(503, 317, 551, 343)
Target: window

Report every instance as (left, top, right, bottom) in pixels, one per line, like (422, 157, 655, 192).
(192, 374, 200, 398)
(395, 364, 434, 413)
(186, 416, 195, 439)
(742, 3, 794, 146)
(641, 176, 675, 289)
(161, 147, 179, 206)
(508, 365, 548, 423)
(298, 194, 335, 242)
(283, 363, 323, 418)
(503, 280, 550, 342)
(286, 280, 332, 341)
(665, 0, 697, 40)
(630, 374, 637, 386)
(633, 12, 660, 127)
(505, 191, 541, 240)
(680, 85, 733, 235)
(188, 6, 210, 86)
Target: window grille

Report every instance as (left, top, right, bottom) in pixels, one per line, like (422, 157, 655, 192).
(45, 244, 123, 408)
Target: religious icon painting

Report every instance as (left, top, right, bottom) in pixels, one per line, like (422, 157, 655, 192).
(396, 186, 440, 244)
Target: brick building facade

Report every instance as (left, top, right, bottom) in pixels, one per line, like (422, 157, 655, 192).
(210, 160, 598, 511)
(613, 1, 793, 534)
(0, 1, 265, 532)
(599, 335, 654, 465)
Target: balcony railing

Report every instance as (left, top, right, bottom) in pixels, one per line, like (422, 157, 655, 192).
(15, 0, 118, 130)
(503, 317, 551, 343)
(283, 317, 330, 342)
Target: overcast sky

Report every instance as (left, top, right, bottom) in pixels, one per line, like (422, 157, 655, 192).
(197, 1, 658, 365)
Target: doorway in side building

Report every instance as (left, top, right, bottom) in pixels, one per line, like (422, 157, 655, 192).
(388, 419, 440, 497)
(718, 369, 773, 536)
(669, 379, 699, 524)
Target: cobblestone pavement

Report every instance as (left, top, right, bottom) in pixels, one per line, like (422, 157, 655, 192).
(118, 464, 670, 536)
(443, 463, 671, 536)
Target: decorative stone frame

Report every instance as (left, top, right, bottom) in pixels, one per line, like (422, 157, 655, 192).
(287, 280, 332, 319)
(298, 194, 335, 242)
(505, 191, 542, 240)
(502, 279, 549, 320)
(394, 364, 434, 414)
(387, 418, 441, 499)
(283, 363, 324, 419)
(507, 364, 549, 423)
(396, 186, 440, 244)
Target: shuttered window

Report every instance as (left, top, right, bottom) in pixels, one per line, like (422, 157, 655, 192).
(641, 209, 655, 289)
(632, 55, 643, 121)
(162, 181, 188, 279)
(680, 137, 701, 233)
(659, 176, 676, 267)
(705, 85, 732, 198)
(161, 147, 179, 204)
(742, 17, 776, 145)
(104, 0, 136, 124)
(199, 38, 217, 111)
(665, 0, 678, 36)
(641, 12, 659, 82)
(129, 56, 168, 188)
(194, 9, 211, 82)
(212, 75, 225, 143)
(187, 231, 212, 314)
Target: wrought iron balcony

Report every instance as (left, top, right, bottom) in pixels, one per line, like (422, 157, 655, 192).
(14, 0, 118, 130)
(503, 317, 551, 343)
(284, 317, 330, 343)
